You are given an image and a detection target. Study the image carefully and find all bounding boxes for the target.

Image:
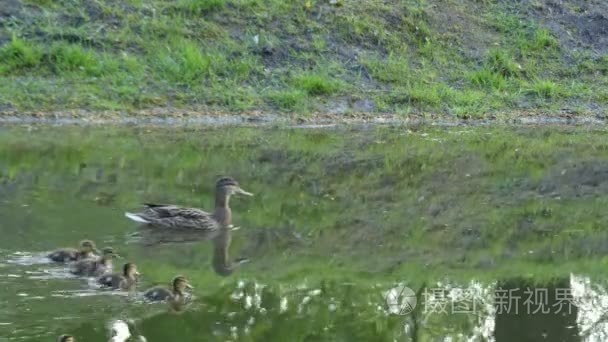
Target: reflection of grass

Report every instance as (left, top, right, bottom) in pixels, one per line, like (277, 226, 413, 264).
(2, 125, 608, 286)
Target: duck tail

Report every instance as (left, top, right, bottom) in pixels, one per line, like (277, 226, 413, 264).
(124, 212, 150, 224)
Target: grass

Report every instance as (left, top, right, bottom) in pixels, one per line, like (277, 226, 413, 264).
(266, 89, 308, 111)
(293, 73, 339, 96)
(0, 0, 605, 115)
(526, 79, 560, 98)
(0, 35, 43, 74)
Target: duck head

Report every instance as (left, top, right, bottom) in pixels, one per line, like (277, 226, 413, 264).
(78, 240, 99, 256)
(122, 262, 140, 279)
(58, 335, 75, 342)
(100, 247, 119, 265)
(172, 275, 193, 295)
(216, 177, 253, 198)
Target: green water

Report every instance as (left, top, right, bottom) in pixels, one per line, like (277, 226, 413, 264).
(1, 124, 608, 341)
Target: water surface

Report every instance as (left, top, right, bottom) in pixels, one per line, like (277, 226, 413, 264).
(1, 124, 608, 341)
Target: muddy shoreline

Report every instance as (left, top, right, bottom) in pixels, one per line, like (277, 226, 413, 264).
(0, 110, 607, 127)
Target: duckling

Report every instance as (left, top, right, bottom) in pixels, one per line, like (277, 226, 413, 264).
(70, 247, 118, 277)
(98, 263, 139, 291)
(143, 276, 193, 303)
(108, 320, 130, 342)
(48, 240, 98, 263)
(125, 177, 252, 243)
(58, 335, 75, 342)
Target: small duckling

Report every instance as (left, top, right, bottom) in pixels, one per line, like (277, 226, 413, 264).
(143, 276, 193, 303)
(109, 320, 130, 342)
(48, 240, 98, 263)
(108, 320, 147, 342)
(98, 263, 139, 291)
(58, 335, 75, 342)
(70, 247, 118, 277)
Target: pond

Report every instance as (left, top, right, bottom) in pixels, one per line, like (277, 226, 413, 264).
(1, 124, 608, 341)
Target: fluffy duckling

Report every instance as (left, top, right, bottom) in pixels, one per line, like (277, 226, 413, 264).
(48, 240, 98, 263)
(70, 247, 118, 277)
(108, 320, 147, 342)
(143, 276, 193, 303)
(109, 320, 130, 342)
(58, 335, 75, 342)
(98, 263, 139, 291)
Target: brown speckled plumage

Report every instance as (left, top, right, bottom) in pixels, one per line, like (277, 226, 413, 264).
(97, 262, 139, 290)
(125, 177, 252, 244)
(48, 240, 98, 263)
(70, 247, 117, 277)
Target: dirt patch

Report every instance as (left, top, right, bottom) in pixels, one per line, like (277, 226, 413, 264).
(427, 1, 498, 60)
(0, 0, 24, 44)
(524, 0, 608, 56)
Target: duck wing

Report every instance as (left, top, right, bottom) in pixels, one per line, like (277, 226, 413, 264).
(98, 273, 121, 289)
(138, 204, 219, 231)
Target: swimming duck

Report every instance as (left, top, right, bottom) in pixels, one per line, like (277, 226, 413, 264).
(98, 262, 139, 291)
(212, 227, 250, 276)
(124, 177, 253, 243)
(108, 320, 130, 342)
(48, 240, 98, 263)
(70, 247, 118, 277)
(58, 335, 75, 342)
(143, 276, 193, 304)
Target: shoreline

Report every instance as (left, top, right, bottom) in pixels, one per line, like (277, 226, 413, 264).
(0, 109, 606, 128)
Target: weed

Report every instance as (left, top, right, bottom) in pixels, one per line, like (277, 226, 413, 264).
(525, 80, 559, 98)
(361, 52, 409, 84)
(468, 68, 506, 90)
(0, 36, 43, 73)
(487, 49, 521, 77)
(293, 73, 339, 96)
(266, 90, 307, 111)
(178, 0, 225, 14)
(47, 42, 97, 74)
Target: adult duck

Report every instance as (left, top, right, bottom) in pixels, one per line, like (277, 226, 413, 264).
(125, 177, 252, 243)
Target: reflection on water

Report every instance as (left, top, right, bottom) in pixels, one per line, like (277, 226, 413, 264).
(494, 278, 579, 341)
(2, 125, 608, 340)
(571, 274, 608, 342)
(6, 251, 54, 266)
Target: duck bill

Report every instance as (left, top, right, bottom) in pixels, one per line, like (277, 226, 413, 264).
(235, 257, 250, 266)
(185, 283, 194, 290)
(235, 187, 253, 196)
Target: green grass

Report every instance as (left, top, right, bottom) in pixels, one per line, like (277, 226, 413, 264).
(178, 0, 225, 14)
(292, 73, 340, 96)
(361, 52, 410, 84)
(0, 0, 605, 115)
(266, 89, 308, 111)
(468, 68, 507, 90)
(526, 79, 560, 98)
(0, 35, 43, 74)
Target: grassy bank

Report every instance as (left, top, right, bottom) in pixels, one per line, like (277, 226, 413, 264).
(0, 0, 607, 117)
